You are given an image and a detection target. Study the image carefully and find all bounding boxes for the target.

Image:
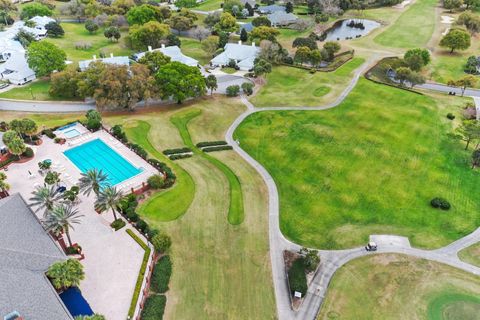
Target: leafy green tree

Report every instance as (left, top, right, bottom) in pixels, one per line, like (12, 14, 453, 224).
(27, 41, 66, 77)
(455, 120, 480, 150)
(14, 29, 35, 48)
(86, 110, 102, 122)
(151, 232, 172, 253)
(139, 51, 171, 73)
(22, 118, 37, 140)
(128, 21, 170, 50)
(76, 62, 107, 98)
(309, 49, 322, 67)
(293, 37, 318, 50)
(240, 28, 248, 42)
(201, 35, 219, 56)
(226, 84, 240, 96)
(440, 28, 471, 53)
(30, 185, 60, 215)
(443, 0, 463, 11)
(84, 19, 99, 34)
(46, 259, 85, 290)
(404, 48, 430, 71)
(45, 21, 64, 38)
(155, 61, 206, 103)
(78, 168, 108, 196)
(253, 58, 272, 77)
(126, 4, 157, 25)
(295, 46, 311, 65)
(2, 130, 25, 157)
(206, 74, 218, 94)
(252, 16, 271, 27)
(214, 12, 237, 33)
(394, 67, 413, 86)
(241, 82, 254, 95)
(166, 33, 181, 47)
(464, 55, 478, 74)
(49, 68, 81, 98)
(250, 26, 279, 42)
(457, 11, 480, 34)
(168, 14, 194, 32)
(20, 3, 52, 20)
(94, 186, 124, 220)
(464, 0, 480, 9)
(175, 0, 197, 8)
(448, 75, 478, 96)
(218, 31, 229, 48)
(104, 26, 121, 42)
(323, 41, 341, 61)
(43, 204, 83, 247)
(204, 11, 221, 27)
(299, 247, 320, 272)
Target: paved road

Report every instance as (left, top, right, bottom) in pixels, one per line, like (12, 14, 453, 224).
(0, 99, 94, 113)
(418, 82, 480, 97)
(225, 56, 480, 320)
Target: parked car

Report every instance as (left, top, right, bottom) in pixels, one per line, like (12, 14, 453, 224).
(365, 241, 377, 251)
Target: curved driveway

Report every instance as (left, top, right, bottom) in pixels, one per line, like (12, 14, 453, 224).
(225, 56, 480, 320)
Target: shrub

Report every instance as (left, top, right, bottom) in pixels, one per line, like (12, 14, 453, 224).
(140, 295, 166, 320)
(43, 129, 56, 139)
(86, 118, 101, 131)
(288, 258, 307, 296)
(151, 255, 172, 294)
(110, 218, 126, 231)
(128, 143, 148, 159)
(169, 154, 193, 160)
(22, 147, 34, 158)
(147, 174, 165, 189)
(241, 82, 254, 95)
(196, 141, 228, 148)
(111, 125, 127, 142)
(74, 42, 92, 50)
(202, 145, 233, 152)
(430, 197, 451, 210)
(126, 208, 139, 222)
(136, 219, 150, 234)
(151, 232, 172, 253)
(447, 113, 455, 120)
(226, 85, 240, 97)
(162, 147, 192, 155)
(65, 245, 82, 255)
(315, 13, 329, 23)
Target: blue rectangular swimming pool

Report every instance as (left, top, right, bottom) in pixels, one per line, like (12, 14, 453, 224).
(64, 138, 142, 186)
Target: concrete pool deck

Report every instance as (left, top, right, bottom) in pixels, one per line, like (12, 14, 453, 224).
(4, 130, 157, 319)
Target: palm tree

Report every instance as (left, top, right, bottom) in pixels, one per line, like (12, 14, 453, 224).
(78, 169, 108, 196)
(94, 186, 123, 220)
(43, 204, 84, 247)
(46, 259, 85, 290)
(30, 185, 60, 216)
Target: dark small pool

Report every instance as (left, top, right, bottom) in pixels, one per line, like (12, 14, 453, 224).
(60, 287, 94, 317)
(322, 19, 381, 41)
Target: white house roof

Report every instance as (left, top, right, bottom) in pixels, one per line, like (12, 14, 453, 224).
(0, 53, 35, 82)
(133, 45, 198, 67)
(237, 56, 256, 70)
(258, 4, 285, 14)
(29, 16, 56, 27)
(211, 42, 260, 66)
(78, 55, 130, 71)
(267, 11, 298, 25)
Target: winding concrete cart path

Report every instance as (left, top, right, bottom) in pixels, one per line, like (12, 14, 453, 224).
(225, 56, 480, 320)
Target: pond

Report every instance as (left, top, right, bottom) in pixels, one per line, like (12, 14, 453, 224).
(321, 19, 381, 41)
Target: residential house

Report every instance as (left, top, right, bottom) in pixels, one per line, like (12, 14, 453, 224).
(267, 11, 299, 27)
(258, 4, 285, 14)
(132, 44, 199, 67)
(240, 0, 256, 7)
(238, 22, 254, 33)
(0, 53, 36, 85)
(78, 54, 130, 71)
(0, 193, 72, 320)
(210, 41, 260, 71)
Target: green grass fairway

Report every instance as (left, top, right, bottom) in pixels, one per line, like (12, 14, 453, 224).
(170, 109, 244, 225)
(48, 22, 132, 62)
(374, 0, 437, 48)
(236, 79, 480, 249)
(317, 254, 480, 319)
(250, 57, 365, 108)
(0, 80, 80, 101)
(458, 242, 480, 267)
(123, 120, 196, 222)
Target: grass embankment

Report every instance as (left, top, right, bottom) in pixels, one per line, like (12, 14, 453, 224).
(236, 79, 480, 249)
(124, 121, 195, 222)
(458, 242, 480, 267)
(170, 109, 244, 225)
(374, 0, 437, 48)
(179, 37, 212, 65)
(317, 254, 480, 319)
(193, 0, 223, 11)
(250, 57, 364, 107)
(0, 80, 79, 101)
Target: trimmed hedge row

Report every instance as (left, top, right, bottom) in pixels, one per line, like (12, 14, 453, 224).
(169, 154, 193, 160)
(288, 258, 308, 296)
(196, 140, 228, 148)
(0, 156, 15, 168)
(202, 145, 233, 153)
(150, 255, 172, 294)
(140, 294, 166, 320)
(162, 147, 192, 155)
(126, 229, 152, 319)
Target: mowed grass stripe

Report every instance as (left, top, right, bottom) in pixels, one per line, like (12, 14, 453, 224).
(170, 109, 245, 225)
(125, 120, 196, 221)
(374, 0, 437, 48)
